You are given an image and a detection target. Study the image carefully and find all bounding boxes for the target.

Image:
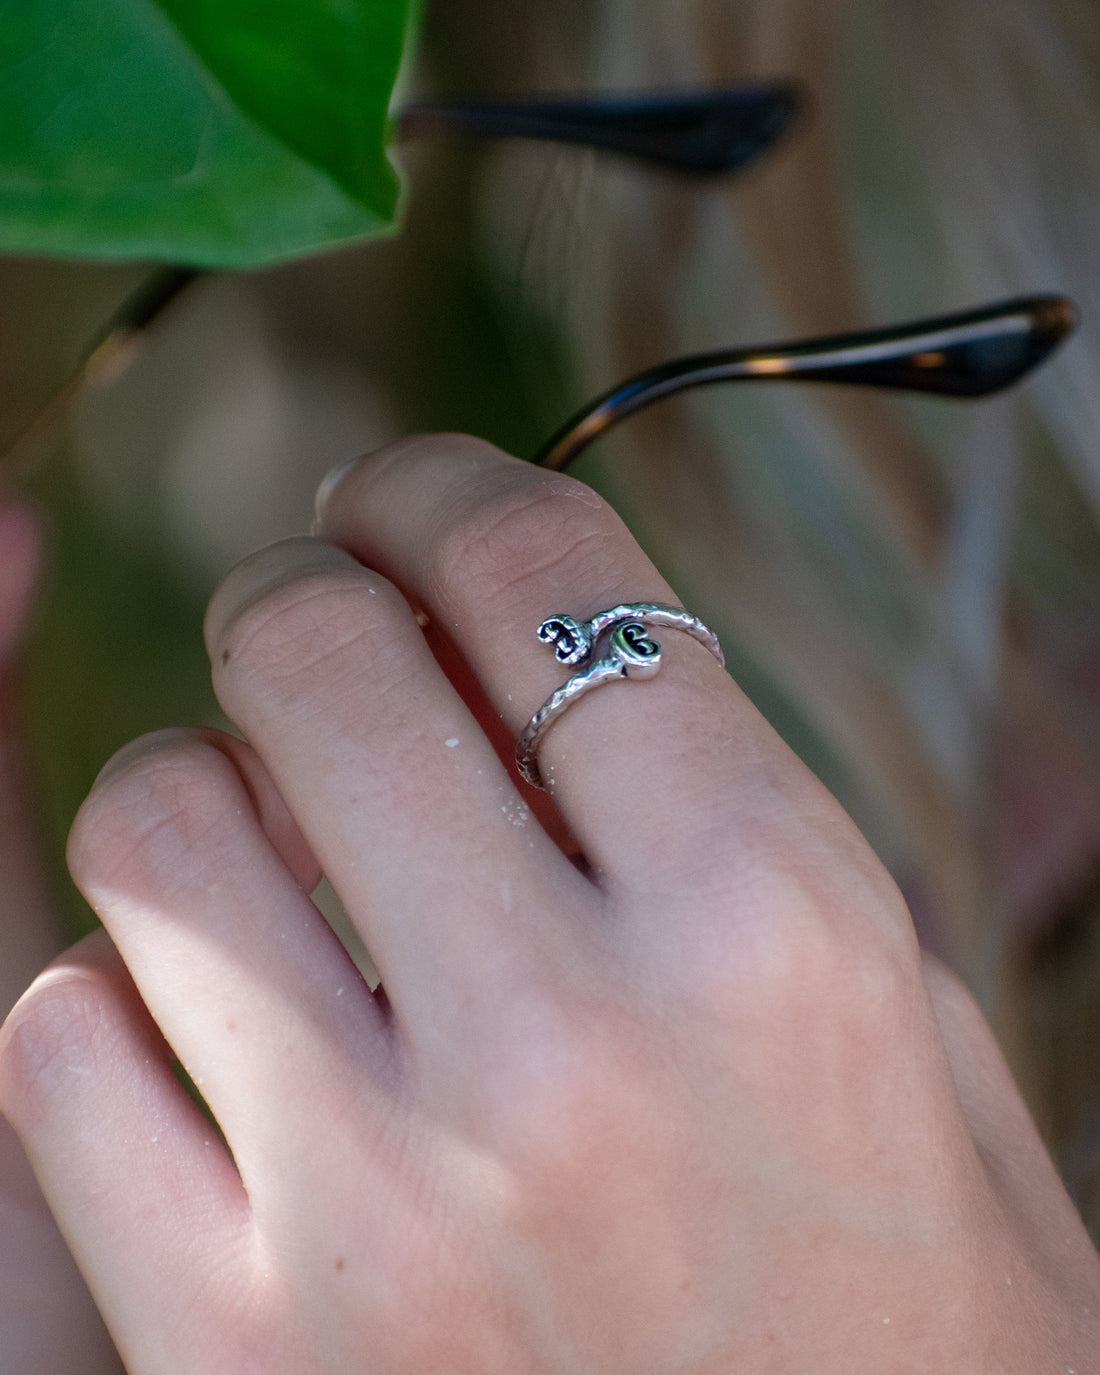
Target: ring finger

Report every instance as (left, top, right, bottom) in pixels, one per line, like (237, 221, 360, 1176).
(314, 434, 853, 899)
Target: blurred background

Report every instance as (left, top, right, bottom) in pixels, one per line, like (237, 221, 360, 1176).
(3, 0, 1100, 1234)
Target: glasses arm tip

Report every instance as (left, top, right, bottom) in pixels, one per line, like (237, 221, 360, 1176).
(537, 294, 1082, 469)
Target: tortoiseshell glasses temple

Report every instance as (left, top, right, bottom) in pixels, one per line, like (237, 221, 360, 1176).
(536, 296, 1080, 471)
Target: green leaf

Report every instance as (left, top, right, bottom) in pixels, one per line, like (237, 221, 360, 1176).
(0, 0, 416, 267)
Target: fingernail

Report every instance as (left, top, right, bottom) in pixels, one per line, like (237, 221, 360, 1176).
(313, 455, 362, 528)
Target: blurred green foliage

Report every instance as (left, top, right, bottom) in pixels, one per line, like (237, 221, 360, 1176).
(0, 0, 416, 265)
(23, 452, 217, 939)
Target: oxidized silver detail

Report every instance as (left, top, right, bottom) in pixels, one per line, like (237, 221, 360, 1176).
(516, 602, 724, 789)
(535, 601, 724, 669)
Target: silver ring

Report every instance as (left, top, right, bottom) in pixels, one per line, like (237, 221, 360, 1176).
(515, 602, 724, 789)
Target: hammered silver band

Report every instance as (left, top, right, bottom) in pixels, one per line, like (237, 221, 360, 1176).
(515, 602, 724, 788)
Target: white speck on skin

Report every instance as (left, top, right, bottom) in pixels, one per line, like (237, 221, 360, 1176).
(1006, 1276, 1012, 1286)
(336, 987, 344, 997)
(500, 797, 531, 827)
(151, 1135, 158, 1144)
(882, 1317, 890, 1324)
(445, 738, 460, 748)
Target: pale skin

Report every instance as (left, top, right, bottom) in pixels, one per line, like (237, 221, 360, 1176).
(1, 434, 1099, 1372)
(0, 501, 121, 1373)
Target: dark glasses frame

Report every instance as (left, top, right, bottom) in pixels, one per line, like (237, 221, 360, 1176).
(537, 295, 1079, 471)
(0, 87, 1080, 478)
(395, 84, 803, 175)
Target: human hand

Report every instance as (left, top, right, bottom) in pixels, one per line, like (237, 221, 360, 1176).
(2, 436, 1098, 1373)
(0, 501, 122, 1373)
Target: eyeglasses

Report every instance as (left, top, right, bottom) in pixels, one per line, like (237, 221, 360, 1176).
(395, 84, 803, 175)
(535, 295, 1079, 471)
(1, 85, 1080, 479)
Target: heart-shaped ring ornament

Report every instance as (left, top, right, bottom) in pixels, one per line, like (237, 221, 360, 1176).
(609, 621, 662, 678)
(536, 602, 724, 672)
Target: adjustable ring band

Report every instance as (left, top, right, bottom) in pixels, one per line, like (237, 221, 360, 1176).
(516, 602, 724, 789)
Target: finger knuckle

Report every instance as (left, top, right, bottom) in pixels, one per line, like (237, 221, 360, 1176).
(428, 476, 624, 614)
(685, 864, 921, 1049)
(216, 571, 409, 713)
(0, 973, 110, 1113)
(213, 574, 418, 731)
(67, 732, 242, 899)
